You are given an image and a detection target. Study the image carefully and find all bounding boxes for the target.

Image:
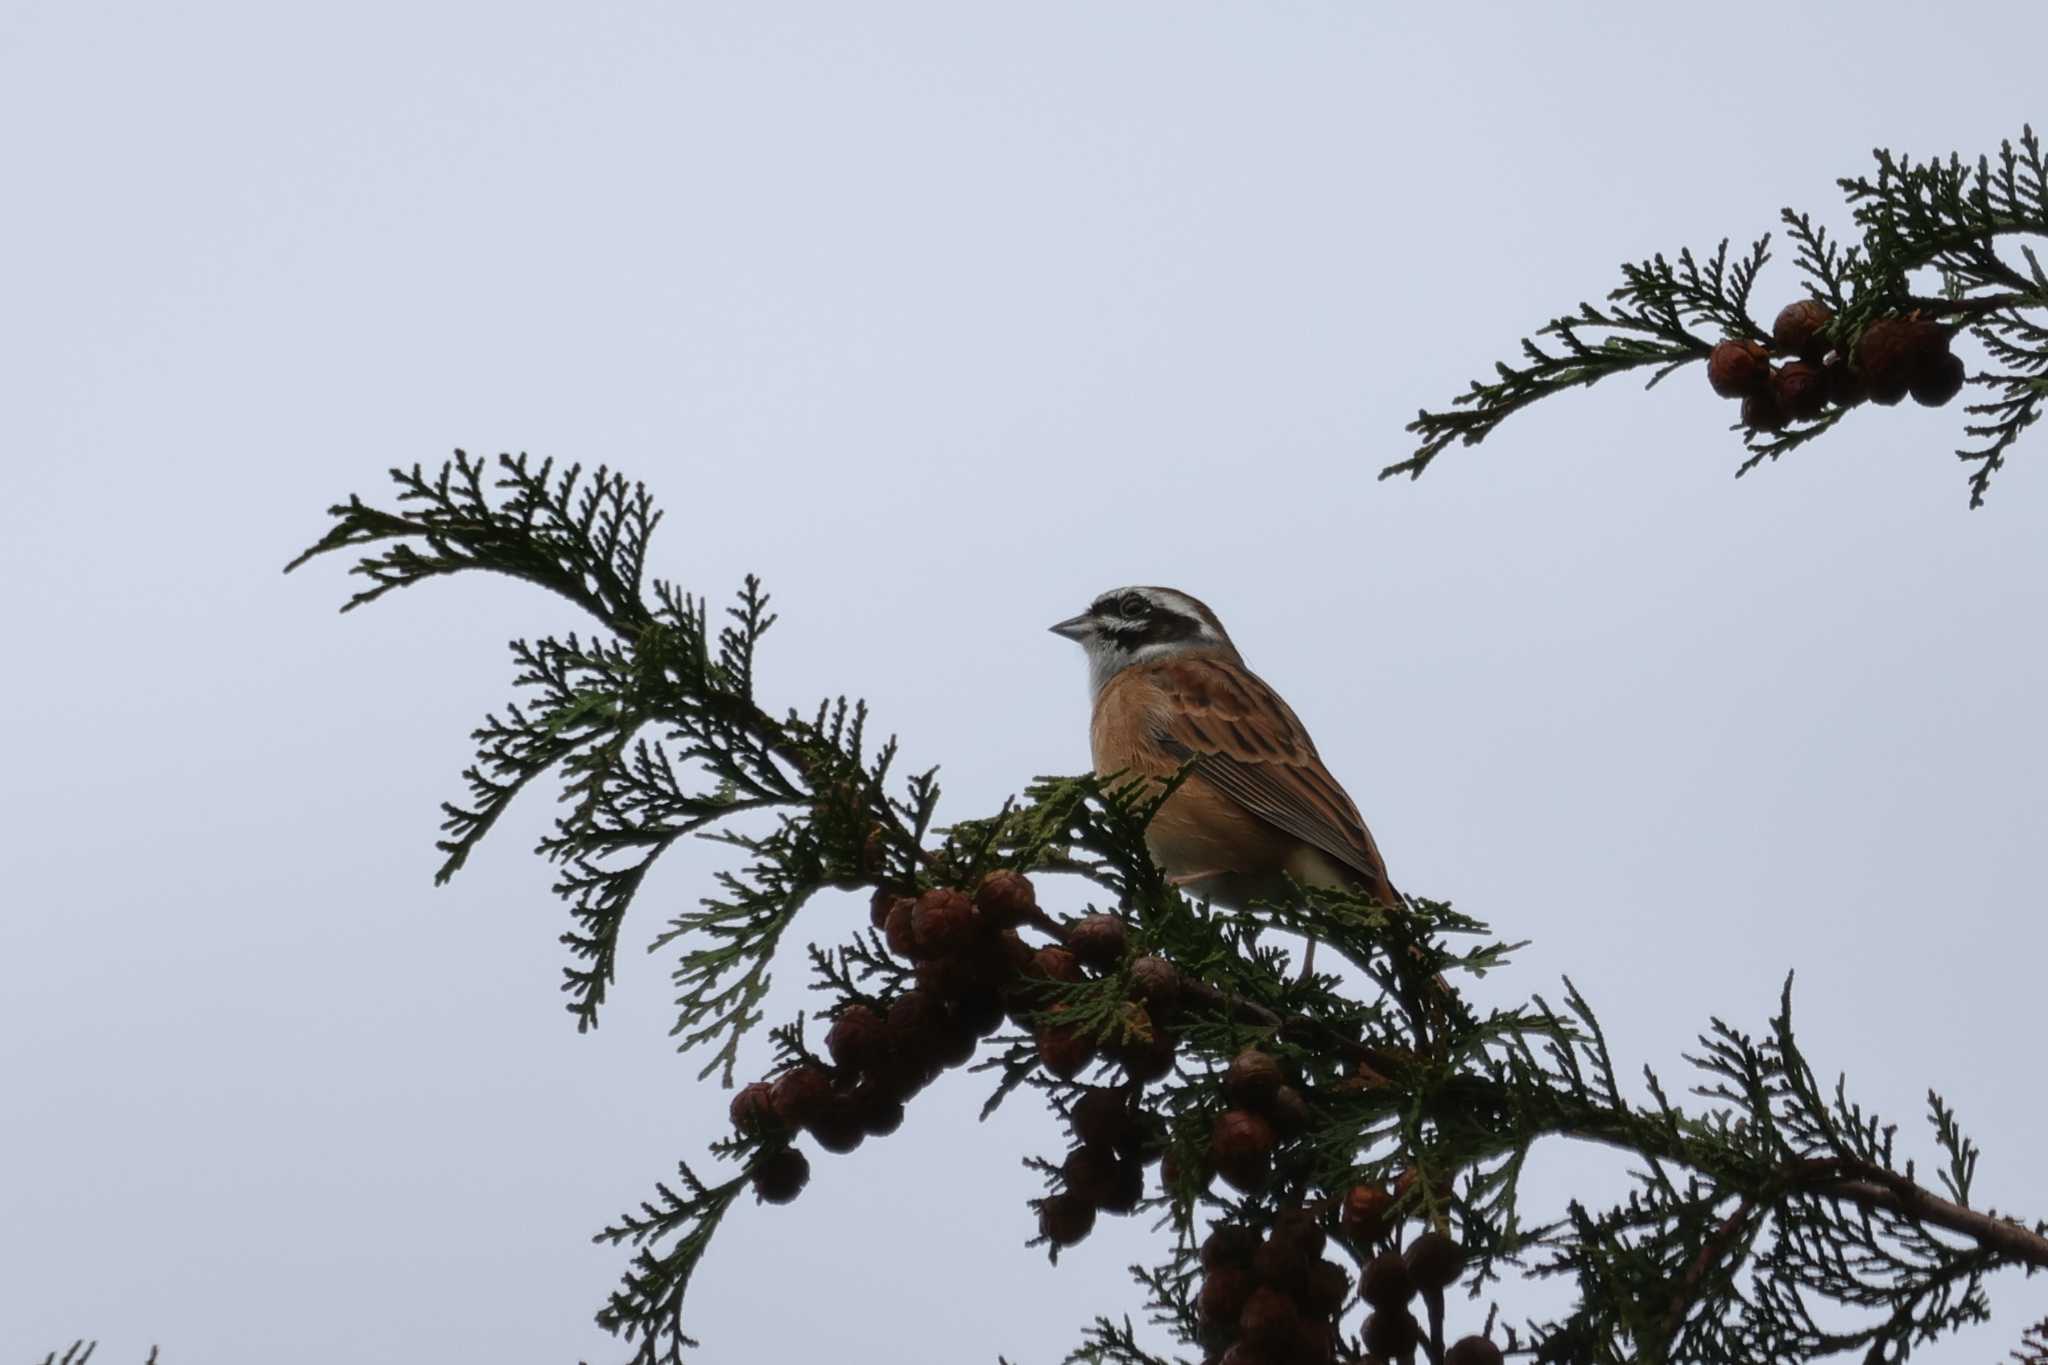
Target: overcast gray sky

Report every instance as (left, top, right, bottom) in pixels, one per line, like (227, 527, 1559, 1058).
(4, 3, 2044, 1362)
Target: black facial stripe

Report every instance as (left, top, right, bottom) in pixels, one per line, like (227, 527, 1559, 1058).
(1105, 610, 1204, 648)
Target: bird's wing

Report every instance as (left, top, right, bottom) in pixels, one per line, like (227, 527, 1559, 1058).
(1145, 656, 1397, 901)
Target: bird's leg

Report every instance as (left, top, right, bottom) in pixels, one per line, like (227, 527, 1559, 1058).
(1299, 936, 1318, 981)
(1164, 871, 1228, 888)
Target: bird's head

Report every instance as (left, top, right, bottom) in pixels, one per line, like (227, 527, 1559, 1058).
(1050, 586, 1241, 695)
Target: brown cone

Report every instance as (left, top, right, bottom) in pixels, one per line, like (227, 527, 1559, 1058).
(1363, 1308, 1421, 1359)
(1911, 349, 1966, 406)
(729, 1081, 779, 1135)
(1029, 945, 1085, 983)
(1707, 338, 1771, 398)
(1115, 1008, 1176, 1084)
(1338, 1184, 1395, 1244)
(808, 1095, 865, 1154)
(1447, 1336, 1506, 1365)
(1070, 1086, 1134, 1149)
(1210, 1109, 1278, 1193)
(1741, 387, 1786, 432)
(885, 990, 944, 1058)
(868, 887, 906, 930)
(1068, 912, 1129, 967)
(1303, 1258, 1352, 1316)
(1252, 1231, 1312, 1294)
(1223, 1048, 1285, 1107)
(1269, 1206, 1326, 1258)
(751, 1147, 810, 1204)
(1857, 317, 1943, 405)
(954, 985, 1005, 1038)
(1360, 1249, 1416, 1309)
(1823, 352, 1868, 408)
(1038, 1191, 1096, 1247)
(1238, 1285, 1301, 1347)
(1036, 1004, 1095, 1080)
(1772, 299, 1833, 361)
(973, 869, 1037, 926)
(1405, 1230, 1465, 1293)
(1197, 1264, 1253, 1329)
(883, 897, 923, 960)
(1128, 954, 1182, 1014)
(768, 1063, 834, 1129)
(1773, 361, 1827, 421)
(911, 888, 979, 956)
(1201, 1220, 1262, 1271)
(824, 1003, 885, 1071)
(1268, 1085, 1312, 1138)
(853, 1082, 905, 1137)
(1061, 1144, 1125, 1209)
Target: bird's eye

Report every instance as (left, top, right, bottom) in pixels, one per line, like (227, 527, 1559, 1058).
(1119, 592, 1149, 617)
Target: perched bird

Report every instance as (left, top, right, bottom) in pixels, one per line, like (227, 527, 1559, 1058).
(1049, 586, 1400, 943)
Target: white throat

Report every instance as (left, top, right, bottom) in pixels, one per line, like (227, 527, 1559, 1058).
(1085, 637, 1193, 699)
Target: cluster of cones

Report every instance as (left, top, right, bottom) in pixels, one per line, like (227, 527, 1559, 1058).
(1036, 1083, 1166, 1248)
(733, 871, 1190, 1208)
(1708, 299, 1967, 431)
(1028, 918, 1193, 1246)
(727, 874, 1505, 1364)
(1195, 1210, 1353, 1365)
(728, 873, 1042, 1202)
(1195, 1186, 1498, 1365)
(1201, 1047, 1316, 1193)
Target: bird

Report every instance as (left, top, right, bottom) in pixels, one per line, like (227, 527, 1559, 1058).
(1049, 586, 1400, 962)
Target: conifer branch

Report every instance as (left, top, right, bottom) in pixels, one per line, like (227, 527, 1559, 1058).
(295, 459, 2047, 1364)
(592, 1160, 751, 1365)
(1394, 125, 2048, 506)
(288, 454, 938, 1056)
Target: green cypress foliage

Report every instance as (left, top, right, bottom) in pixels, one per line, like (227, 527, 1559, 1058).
(287, 440, 2048, 1365)
(1395, 126, 2048, 507)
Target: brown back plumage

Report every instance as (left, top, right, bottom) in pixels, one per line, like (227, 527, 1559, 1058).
(1140, 656, 1397, 904)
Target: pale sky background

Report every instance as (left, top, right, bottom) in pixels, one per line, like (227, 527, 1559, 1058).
(4, 3, 2044, 1362)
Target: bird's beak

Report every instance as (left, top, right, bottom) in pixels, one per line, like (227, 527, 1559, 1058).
(1048, 612, 1095, 642)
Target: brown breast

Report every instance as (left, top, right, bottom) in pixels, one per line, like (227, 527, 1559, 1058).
(1090, 663, 1297, 885)
(1089, 655, 1397, 908)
